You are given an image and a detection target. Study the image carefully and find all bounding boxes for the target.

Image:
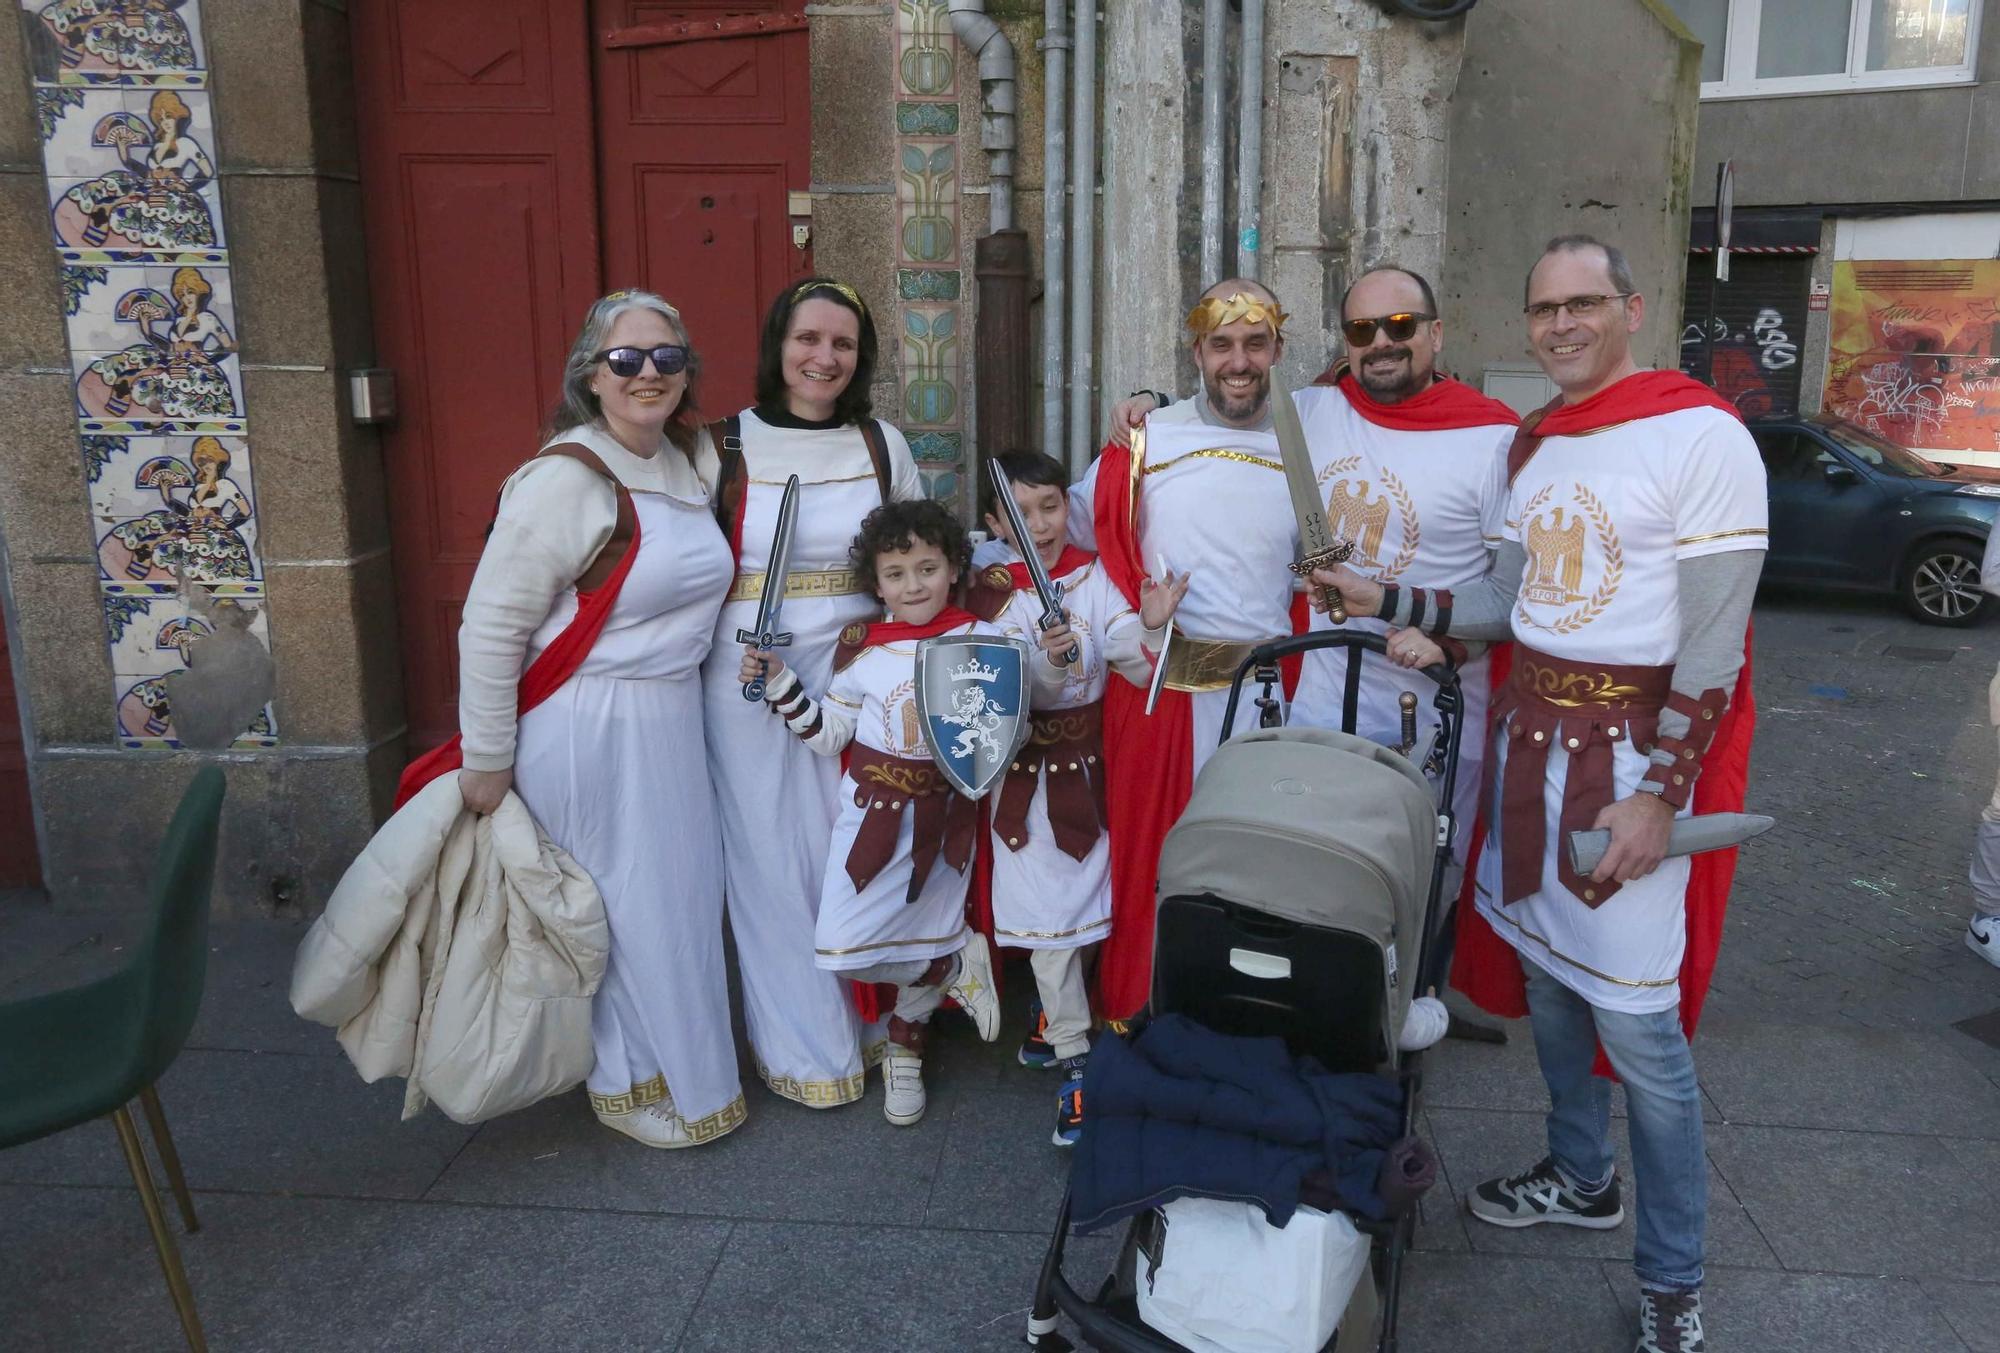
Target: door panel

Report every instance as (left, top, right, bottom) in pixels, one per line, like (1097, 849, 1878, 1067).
(352, 0, 601, 749)
(0, 623, 40, 887)
(593, 0, 811, 414)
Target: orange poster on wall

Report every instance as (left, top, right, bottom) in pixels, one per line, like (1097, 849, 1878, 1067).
(1825, 260, 2000, 459)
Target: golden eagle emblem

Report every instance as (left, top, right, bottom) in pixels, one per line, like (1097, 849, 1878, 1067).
(1327, 479, 1392, 564)
(1524, 507, 1588, 606)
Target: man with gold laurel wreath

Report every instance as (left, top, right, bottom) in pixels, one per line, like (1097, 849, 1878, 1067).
(1315, 235, 1764, 1353)
(1067, 277, 1301, 1025)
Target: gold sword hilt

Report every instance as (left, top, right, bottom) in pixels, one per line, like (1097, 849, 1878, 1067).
(1291, 541, 1356, 624)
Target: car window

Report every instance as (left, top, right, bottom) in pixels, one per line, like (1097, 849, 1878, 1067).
(1816, 419, 1943, 478)
(1755, 431, 1827, 482)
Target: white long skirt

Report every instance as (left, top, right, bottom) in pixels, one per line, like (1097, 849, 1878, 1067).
(814, 779, 974, 973)
(989, 773, 1111, 951)
(514, 670, 746, 1140)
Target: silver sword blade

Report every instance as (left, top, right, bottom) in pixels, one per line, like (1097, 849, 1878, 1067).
(985, 458, 1076, 664)
(1566, 812, 1775, 877)
(1267, 367, 1352, 621)
(735, 474, 802, 700)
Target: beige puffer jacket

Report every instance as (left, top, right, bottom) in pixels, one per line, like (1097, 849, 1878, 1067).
(289, 775, 608, 1124)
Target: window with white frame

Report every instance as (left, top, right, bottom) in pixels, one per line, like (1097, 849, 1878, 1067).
(1663, 0, 1981, 98)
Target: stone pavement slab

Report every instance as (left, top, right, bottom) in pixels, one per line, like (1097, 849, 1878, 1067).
(1602, 1263, 1971, 1353)
(0, 1184, 729, 1352)
(1922, 1278, 2000, 1353)
(1391, 1252, 1629, 1351)
(0, 1047, 472, 1200)
(1426, 1106, 1780, 1271)
(1704, 1123, 2000, 1282)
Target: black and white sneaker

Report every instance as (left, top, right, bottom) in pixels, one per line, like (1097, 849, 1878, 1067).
(1468, 1155, 1624, 1230)
(1635, 1287, 1704, 1353)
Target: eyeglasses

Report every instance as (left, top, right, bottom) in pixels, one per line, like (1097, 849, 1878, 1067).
(1341, 312, 1433, 346)
(594, 344, 689, 377)
(1524, 294, 1633, 324)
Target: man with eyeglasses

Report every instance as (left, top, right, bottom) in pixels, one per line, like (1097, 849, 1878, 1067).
(1312, 234, 1766, 1353)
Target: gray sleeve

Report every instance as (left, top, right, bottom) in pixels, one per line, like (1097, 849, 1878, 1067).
(1636, 549, 1764, 794)
(1380, 540, 1524, 641)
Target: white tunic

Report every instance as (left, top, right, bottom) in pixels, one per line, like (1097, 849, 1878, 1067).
(808, 619, 1031, 969)
(1289, 384, 1514, 853)
(1070, 399, 1299, 772)
(991, 554, 1159, 949)
(1473, 405, 1768, 1012)
(695, 410, 922, 1105)
(465, 425, 744, 1136)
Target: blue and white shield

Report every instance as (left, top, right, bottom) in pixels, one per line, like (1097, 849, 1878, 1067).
(914, 635, 1033, 800)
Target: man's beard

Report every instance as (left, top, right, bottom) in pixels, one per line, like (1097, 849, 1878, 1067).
(1203, 368, 1270, 422)
(1356, 347, 1430, 403)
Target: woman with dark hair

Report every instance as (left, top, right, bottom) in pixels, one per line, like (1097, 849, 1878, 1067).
(698, 278, 923, 1110)
(451, 289, 743, 1149)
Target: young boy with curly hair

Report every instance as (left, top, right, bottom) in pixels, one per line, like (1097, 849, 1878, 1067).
(742, 499, 1072, 1125)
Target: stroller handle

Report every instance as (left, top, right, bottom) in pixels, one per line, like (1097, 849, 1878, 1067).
(1218, 630, 1461, 737)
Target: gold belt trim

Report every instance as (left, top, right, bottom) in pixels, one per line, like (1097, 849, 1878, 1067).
(727, 567, 866, 604)
(995, 916, 1112, 942)
(1163, 635, 1281, 693)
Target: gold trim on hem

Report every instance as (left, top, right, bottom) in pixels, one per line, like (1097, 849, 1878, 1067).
(1676, 527, 1768, 547)
(817, 931, 965, 957)
(727, 567, 867, 604)
(749, 471, 877, 486)
(588, 1074, 670, 1116)
(862, 1038, 888, 1070)
(756, 1059, 866, 1108)
(1144, 447, 1283, 475)
(996, 917, 1111, 942)
(1480, 901, 1679, 988)
(684, 1094, 749, 1144)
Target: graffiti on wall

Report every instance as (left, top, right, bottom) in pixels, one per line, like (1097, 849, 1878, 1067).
(1826, 260, 2000, 455)
(1676, 253, 1811, 419)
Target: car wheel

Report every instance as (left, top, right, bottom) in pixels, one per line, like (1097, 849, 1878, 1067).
(1902, 539, 1989, 626)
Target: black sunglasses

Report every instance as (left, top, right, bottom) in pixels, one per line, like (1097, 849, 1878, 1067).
(594, 344, 689, 377)
(1341, 312, 1434, 346)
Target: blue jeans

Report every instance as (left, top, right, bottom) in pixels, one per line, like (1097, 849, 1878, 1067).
(1522, 957, 1706, 1292)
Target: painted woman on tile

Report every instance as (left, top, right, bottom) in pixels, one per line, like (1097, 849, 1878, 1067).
(54, 92, 217, 251)
(100, 437, 255, 585)
(35, 0, 197, 75)
(78, 267, 238, 421)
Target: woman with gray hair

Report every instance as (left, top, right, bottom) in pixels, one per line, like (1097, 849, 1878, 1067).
(454, 289, 743, 1149)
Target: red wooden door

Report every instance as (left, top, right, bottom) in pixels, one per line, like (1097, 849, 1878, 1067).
(352, 0, 603, 749)
(0, 624, 42, 887)
(592, 0, 813, 414)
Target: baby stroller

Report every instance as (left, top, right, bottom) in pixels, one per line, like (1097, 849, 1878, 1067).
(1026, 630, 1465, 1353)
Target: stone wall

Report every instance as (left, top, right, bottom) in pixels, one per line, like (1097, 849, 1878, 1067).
(1443, 0, 1701, 384)
(2, 0, 394, 916)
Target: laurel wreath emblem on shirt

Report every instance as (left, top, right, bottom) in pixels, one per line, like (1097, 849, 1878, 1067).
(1514, 482, 1623, 635)
(1317, 456, 1421, 582)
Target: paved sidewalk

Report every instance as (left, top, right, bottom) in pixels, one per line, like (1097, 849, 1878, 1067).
(4, 591, 1998, 1352)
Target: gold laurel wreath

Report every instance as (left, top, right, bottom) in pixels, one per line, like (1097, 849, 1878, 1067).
(1549, 484, 1623, 636)
(883, 678, 915, 747)
(1316, 457, 1420, 581)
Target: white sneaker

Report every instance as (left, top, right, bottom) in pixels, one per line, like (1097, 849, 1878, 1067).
(944, 933, 1001, 1042)
(883, 1046, 927, 1125)
(1970, 913, 2000, 970)
(596, 1102, 697, 1149)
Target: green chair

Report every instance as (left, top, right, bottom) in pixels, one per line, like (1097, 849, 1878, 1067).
(0, 766, 226, 1352)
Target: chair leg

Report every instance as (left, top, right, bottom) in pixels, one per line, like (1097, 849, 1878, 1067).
(137, 1084, 200, 1233)
(111, 1105, 208, 1353)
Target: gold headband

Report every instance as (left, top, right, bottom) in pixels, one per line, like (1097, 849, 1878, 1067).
(793, 280, 867, 314)
(1186, 292, 1288, 337)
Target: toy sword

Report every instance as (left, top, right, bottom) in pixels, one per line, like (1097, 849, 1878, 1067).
(1268, 367, 1355, 622)
(1143, 618, 1175, 716)
(1566, 812, 1776, 877)
(735, 473, 802, 701)
(985, 458, 1077, 666)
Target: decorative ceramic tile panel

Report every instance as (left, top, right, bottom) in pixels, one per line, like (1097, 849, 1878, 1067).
(892, 1, 966, 510)
(20, 0, 275, 749)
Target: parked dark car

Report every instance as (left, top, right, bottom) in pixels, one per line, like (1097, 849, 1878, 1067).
(1749, 414, 2000, 626)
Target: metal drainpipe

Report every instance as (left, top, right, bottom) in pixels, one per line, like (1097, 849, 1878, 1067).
(947, 0, 1017, 232)
(1040, 0, 1070, 459)
(1067, 0, 1098, 472)
(1234, 0, 1266, 278)
(1198, 0, 1227, 281)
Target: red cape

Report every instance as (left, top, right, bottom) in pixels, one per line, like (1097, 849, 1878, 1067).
(1451, 373, 1756, 1075)
(1319, 368, 1523, 432)
(1006, 545, 1095, 592)
(861, 606, 978, 646)
(392, 510, 642, 811)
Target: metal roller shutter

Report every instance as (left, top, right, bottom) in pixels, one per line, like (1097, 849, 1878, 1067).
(1679, 253, 1813, 417)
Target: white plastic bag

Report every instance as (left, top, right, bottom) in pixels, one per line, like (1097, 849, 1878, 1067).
(1133, 1197, 1371, 1353)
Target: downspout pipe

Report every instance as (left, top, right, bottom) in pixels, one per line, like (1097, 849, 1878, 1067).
(1234, 0, 1266, 278)
(1040, 0, 1070, 458)
(1067, 0, 1098, 472)
(1198, 0, 1227, 282)
(948, 0, 1016, 232)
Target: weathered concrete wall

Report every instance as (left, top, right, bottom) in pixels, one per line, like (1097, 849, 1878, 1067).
(1098, 0, 1467, 421)
(1443, 0, 1701, 383)
(1696, 15, 2000, 207)
(1, 0, 397, 917)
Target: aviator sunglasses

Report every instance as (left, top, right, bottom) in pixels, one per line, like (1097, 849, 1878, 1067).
(1341, 312, 1433, 346)
(594, 344, 689, 378)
